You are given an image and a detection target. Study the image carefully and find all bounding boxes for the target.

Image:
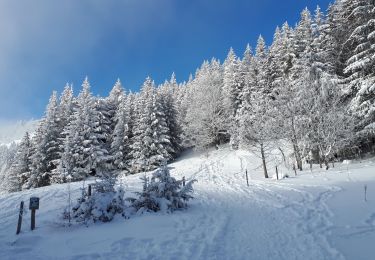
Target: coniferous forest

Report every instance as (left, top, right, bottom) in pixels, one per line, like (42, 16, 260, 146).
(1, 0, 375, 193)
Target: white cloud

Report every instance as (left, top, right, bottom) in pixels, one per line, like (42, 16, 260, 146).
(0, 119, 38, 144)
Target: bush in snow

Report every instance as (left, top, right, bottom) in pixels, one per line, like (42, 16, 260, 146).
(128, 163, 196, 213)
(71, 176, 125, 223)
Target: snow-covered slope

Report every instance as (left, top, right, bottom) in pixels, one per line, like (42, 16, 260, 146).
(1, 146, 375, 259)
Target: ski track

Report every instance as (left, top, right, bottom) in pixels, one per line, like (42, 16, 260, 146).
(0, 148, 362, 259)
(156, 149, 345, 260)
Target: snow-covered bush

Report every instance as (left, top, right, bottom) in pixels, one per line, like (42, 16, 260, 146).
(71, 177, 125, 223)
(128, 163, 196, 213)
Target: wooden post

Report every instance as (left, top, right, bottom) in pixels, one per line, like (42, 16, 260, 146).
(260, 143, 268, 178)
(16, 201, 24, 235)
(31, 210, 36, 231)
(276, 166, 279, 180)
(182, 176, 186, 187)
(245, 169, 249, 187)
(88, 184, 92, 196)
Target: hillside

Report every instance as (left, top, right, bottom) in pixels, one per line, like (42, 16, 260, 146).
(1, 146, 375, 260)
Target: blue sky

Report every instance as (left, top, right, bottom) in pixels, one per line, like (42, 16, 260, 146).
(0, 0, 332, 121)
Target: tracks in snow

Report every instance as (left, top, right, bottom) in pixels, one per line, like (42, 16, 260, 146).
(176, 150, 344, 260)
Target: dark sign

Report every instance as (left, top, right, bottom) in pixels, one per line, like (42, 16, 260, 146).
(29, 197, 39, 210)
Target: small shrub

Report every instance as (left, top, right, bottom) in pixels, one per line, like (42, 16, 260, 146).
(128, 163, 196, 214)
(71, 177, 125, 223)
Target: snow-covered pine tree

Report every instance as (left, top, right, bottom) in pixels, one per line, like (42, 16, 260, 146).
(239, 44, 253, 103)
(291, 8, 314, 82)
(50, 84, 75, 183)
(231, 44, 253, 149)
(108, 79, 125, 108)
(342, 0, 375, 137)
(59, 77, 98, 181)
(312, 5, 337, 76)
(129, 162, 196, 213)
(1, 142, 20, 193)
(58, 84, 75, 130)
(293, 8, 314, 61)
(178, 75, 194, 148)
(267, 26, 284, 96)
(91, 98, 113, 176)
(71, 173, 125, 223)
(223, 48, 242, 117)
(25, 92, 61, 188)
(222, 48, 244, 149)
(131, 77, 172, 172)
(6, 132, 31, 192)
(158, 73, 182, 157)
(111, 93, 134, 173)
(130, 78, 155, 172)
(105, 79, 125, 161)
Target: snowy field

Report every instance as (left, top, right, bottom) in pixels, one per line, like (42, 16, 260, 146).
(1, 146, 375, 260)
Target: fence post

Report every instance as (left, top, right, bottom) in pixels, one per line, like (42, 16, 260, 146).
(88, 184, 92, 197)
(31, 210, 36, 230)
(245, 169, 249, 187)
(276, 166, 279, 180)
(182, 176, 186, 187)
(16, 201, 24, 235)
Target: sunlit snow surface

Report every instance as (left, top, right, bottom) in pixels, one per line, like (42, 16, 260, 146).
(1, 145, 375, 259)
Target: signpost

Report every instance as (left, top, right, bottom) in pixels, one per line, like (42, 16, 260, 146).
(29, 197, 39, 231)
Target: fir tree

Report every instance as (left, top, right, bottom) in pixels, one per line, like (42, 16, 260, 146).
(131, 77, 172, 172)
(129, 162, 196, 213)
(111, 93, 134, 173)
(26, 92, 60, 188)
(60, 77, 98, 181)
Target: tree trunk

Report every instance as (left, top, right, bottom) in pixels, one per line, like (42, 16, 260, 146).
(292, 141, 303, 171)
(275, 166, 279, 180)
(318, 147, 323, 168)
(290, 118, 302, 171)
(278, 147, 287, 167)
(260, 143, 268, 178)
(325, 158, 329, 170)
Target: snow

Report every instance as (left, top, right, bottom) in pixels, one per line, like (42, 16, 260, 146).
(1, 145, 375, 259)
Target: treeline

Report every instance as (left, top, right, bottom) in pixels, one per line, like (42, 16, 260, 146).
(2, 0, 375, 192)
(2, 75, 183, 192)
